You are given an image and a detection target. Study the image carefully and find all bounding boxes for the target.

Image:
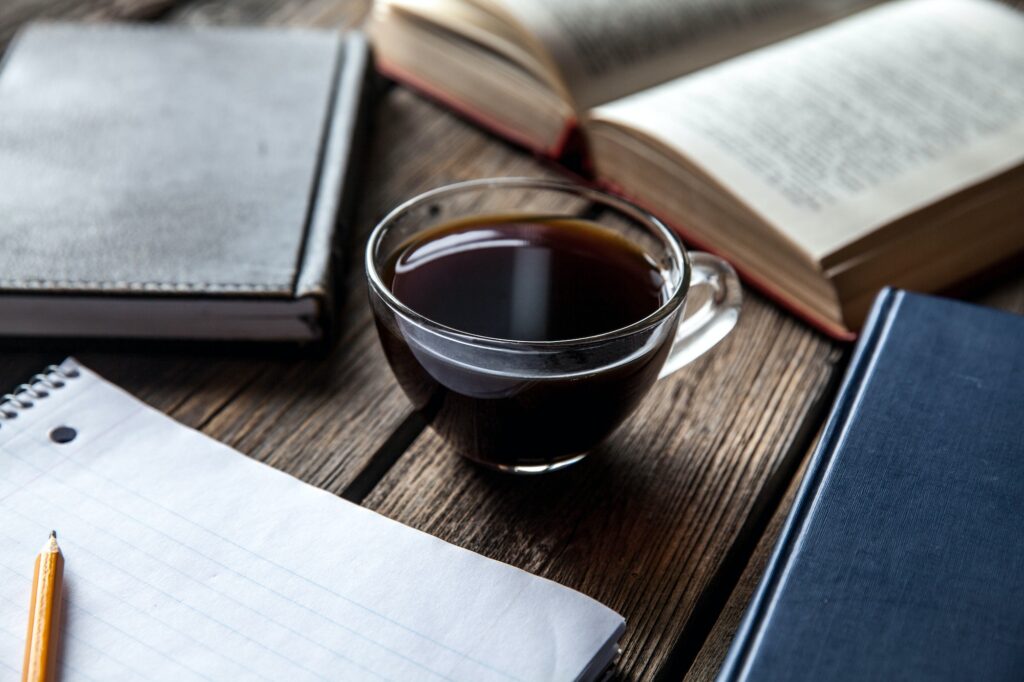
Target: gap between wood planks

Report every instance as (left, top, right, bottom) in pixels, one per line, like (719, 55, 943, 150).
(653, 351, 847, 681)
(341, 410, 426, 502)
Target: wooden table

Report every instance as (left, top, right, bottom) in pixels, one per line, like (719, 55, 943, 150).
(2, 1, 1022, 679)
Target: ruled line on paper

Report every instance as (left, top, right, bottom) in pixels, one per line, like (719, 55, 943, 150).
(69, 467, 515, 682)
(0, 500, 395, 682)
(0, 466, 52, 505)
(0, 629, 21, 675)
(0, 377, 142, 507)
(0, 447, 459, 682)
(0, 493, 407, 682)
(0, 561, 218, 682)
(0, 410, 453, 682)
(0, 526, 296, 682)
(0, 617, 102, 682)
(0, 591, 140, 681)
(0, 423, 521, 682)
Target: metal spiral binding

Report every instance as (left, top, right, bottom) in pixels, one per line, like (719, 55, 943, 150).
(0, 364, 81, 427)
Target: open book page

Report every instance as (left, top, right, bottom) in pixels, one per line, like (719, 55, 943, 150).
(0, 360, 624, 681)
(379, 0, 560, 90)
(589, 0, 1024, 262)
(478, 0, 880, 110)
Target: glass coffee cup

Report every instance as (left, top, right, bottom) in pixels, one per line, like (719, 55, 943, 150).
(367, 178, 741, 473)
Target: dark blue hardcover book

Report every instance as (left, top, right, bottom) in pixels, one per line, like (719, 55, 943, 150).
(719, 289, 1024, 681)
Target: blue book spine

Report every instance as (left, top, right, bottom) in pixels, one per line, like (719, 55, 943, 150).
(718, 287, 899, 681)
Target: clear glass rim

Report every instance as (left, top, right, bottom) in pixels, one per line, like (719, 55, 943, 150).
(365, 177, 691, 350)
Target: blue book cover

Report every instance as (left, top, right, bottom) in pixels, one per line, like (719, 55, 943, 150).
(719, 289, 1024, 681)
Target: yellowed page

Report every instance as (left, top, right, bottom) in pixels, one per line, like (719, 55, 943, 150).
(379, 0, 560, 88)
(591, 0, 1024, 261)
(478, 0, 880, 109)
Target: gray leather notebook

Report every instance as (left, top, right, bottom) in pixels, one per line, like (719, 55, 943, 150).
(0, 22, 372, 342)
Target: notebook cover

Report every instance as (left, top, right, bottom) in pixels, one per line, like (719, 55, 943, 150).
(0, 22, 373, 342)
(719, 288, 1024, 680)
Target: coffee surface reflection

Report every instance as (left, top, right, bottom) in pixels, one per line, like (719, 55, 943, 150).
(385, 216, 666, 341)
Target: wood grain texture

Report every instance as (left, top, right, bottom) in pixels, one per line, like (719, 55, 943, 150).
(167, 0, 368, 29)
(365, 291, 844, 680)
(684, 440, 814, 682)
(0, 0, 179, 48)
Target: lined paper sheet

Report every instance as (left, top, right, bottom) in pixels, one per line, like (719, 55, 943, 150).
(0, 359, 624, 681)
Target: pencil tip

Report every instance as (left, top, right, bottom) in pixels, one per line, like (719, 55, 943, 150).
(42, 531, 60, 554)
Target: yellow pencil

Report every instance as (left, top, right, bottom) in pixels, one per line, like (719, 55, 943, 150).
(22, 531, 63, 682)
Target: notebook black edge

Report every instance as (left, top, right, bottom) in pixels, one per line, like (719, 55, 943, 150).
(716, 286, 901, 681)
(296, 30, 376, 352)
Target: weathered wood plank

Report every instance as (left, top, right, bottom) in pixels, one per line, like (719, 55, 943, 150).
(684, 442, 813, 682)
(0, 0, 179, 48)
(0, 349, 265, 428)
(167, 0, 368, 29)
(364, 288, 843, 680)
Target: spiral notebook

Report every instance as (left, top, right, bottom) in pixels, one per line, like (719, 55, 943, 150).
(0, 359, 624, 681)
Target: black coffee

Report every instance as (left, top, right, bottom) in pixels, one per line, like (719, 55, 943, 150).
(376, 216, 673, 469)
(387, 217, 664, 341)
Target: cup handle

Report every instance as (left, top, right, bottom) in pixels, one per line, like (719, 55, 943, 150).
(658, 252, 742, 380)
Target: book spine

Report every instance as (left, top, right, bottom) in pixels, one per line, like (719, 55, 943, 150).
(716, 288, 902, 681)
(294, 32, 375, 345)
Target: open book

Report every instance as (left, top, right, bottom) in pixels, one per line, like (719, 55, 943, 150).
(372, 0, 1024, 338)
